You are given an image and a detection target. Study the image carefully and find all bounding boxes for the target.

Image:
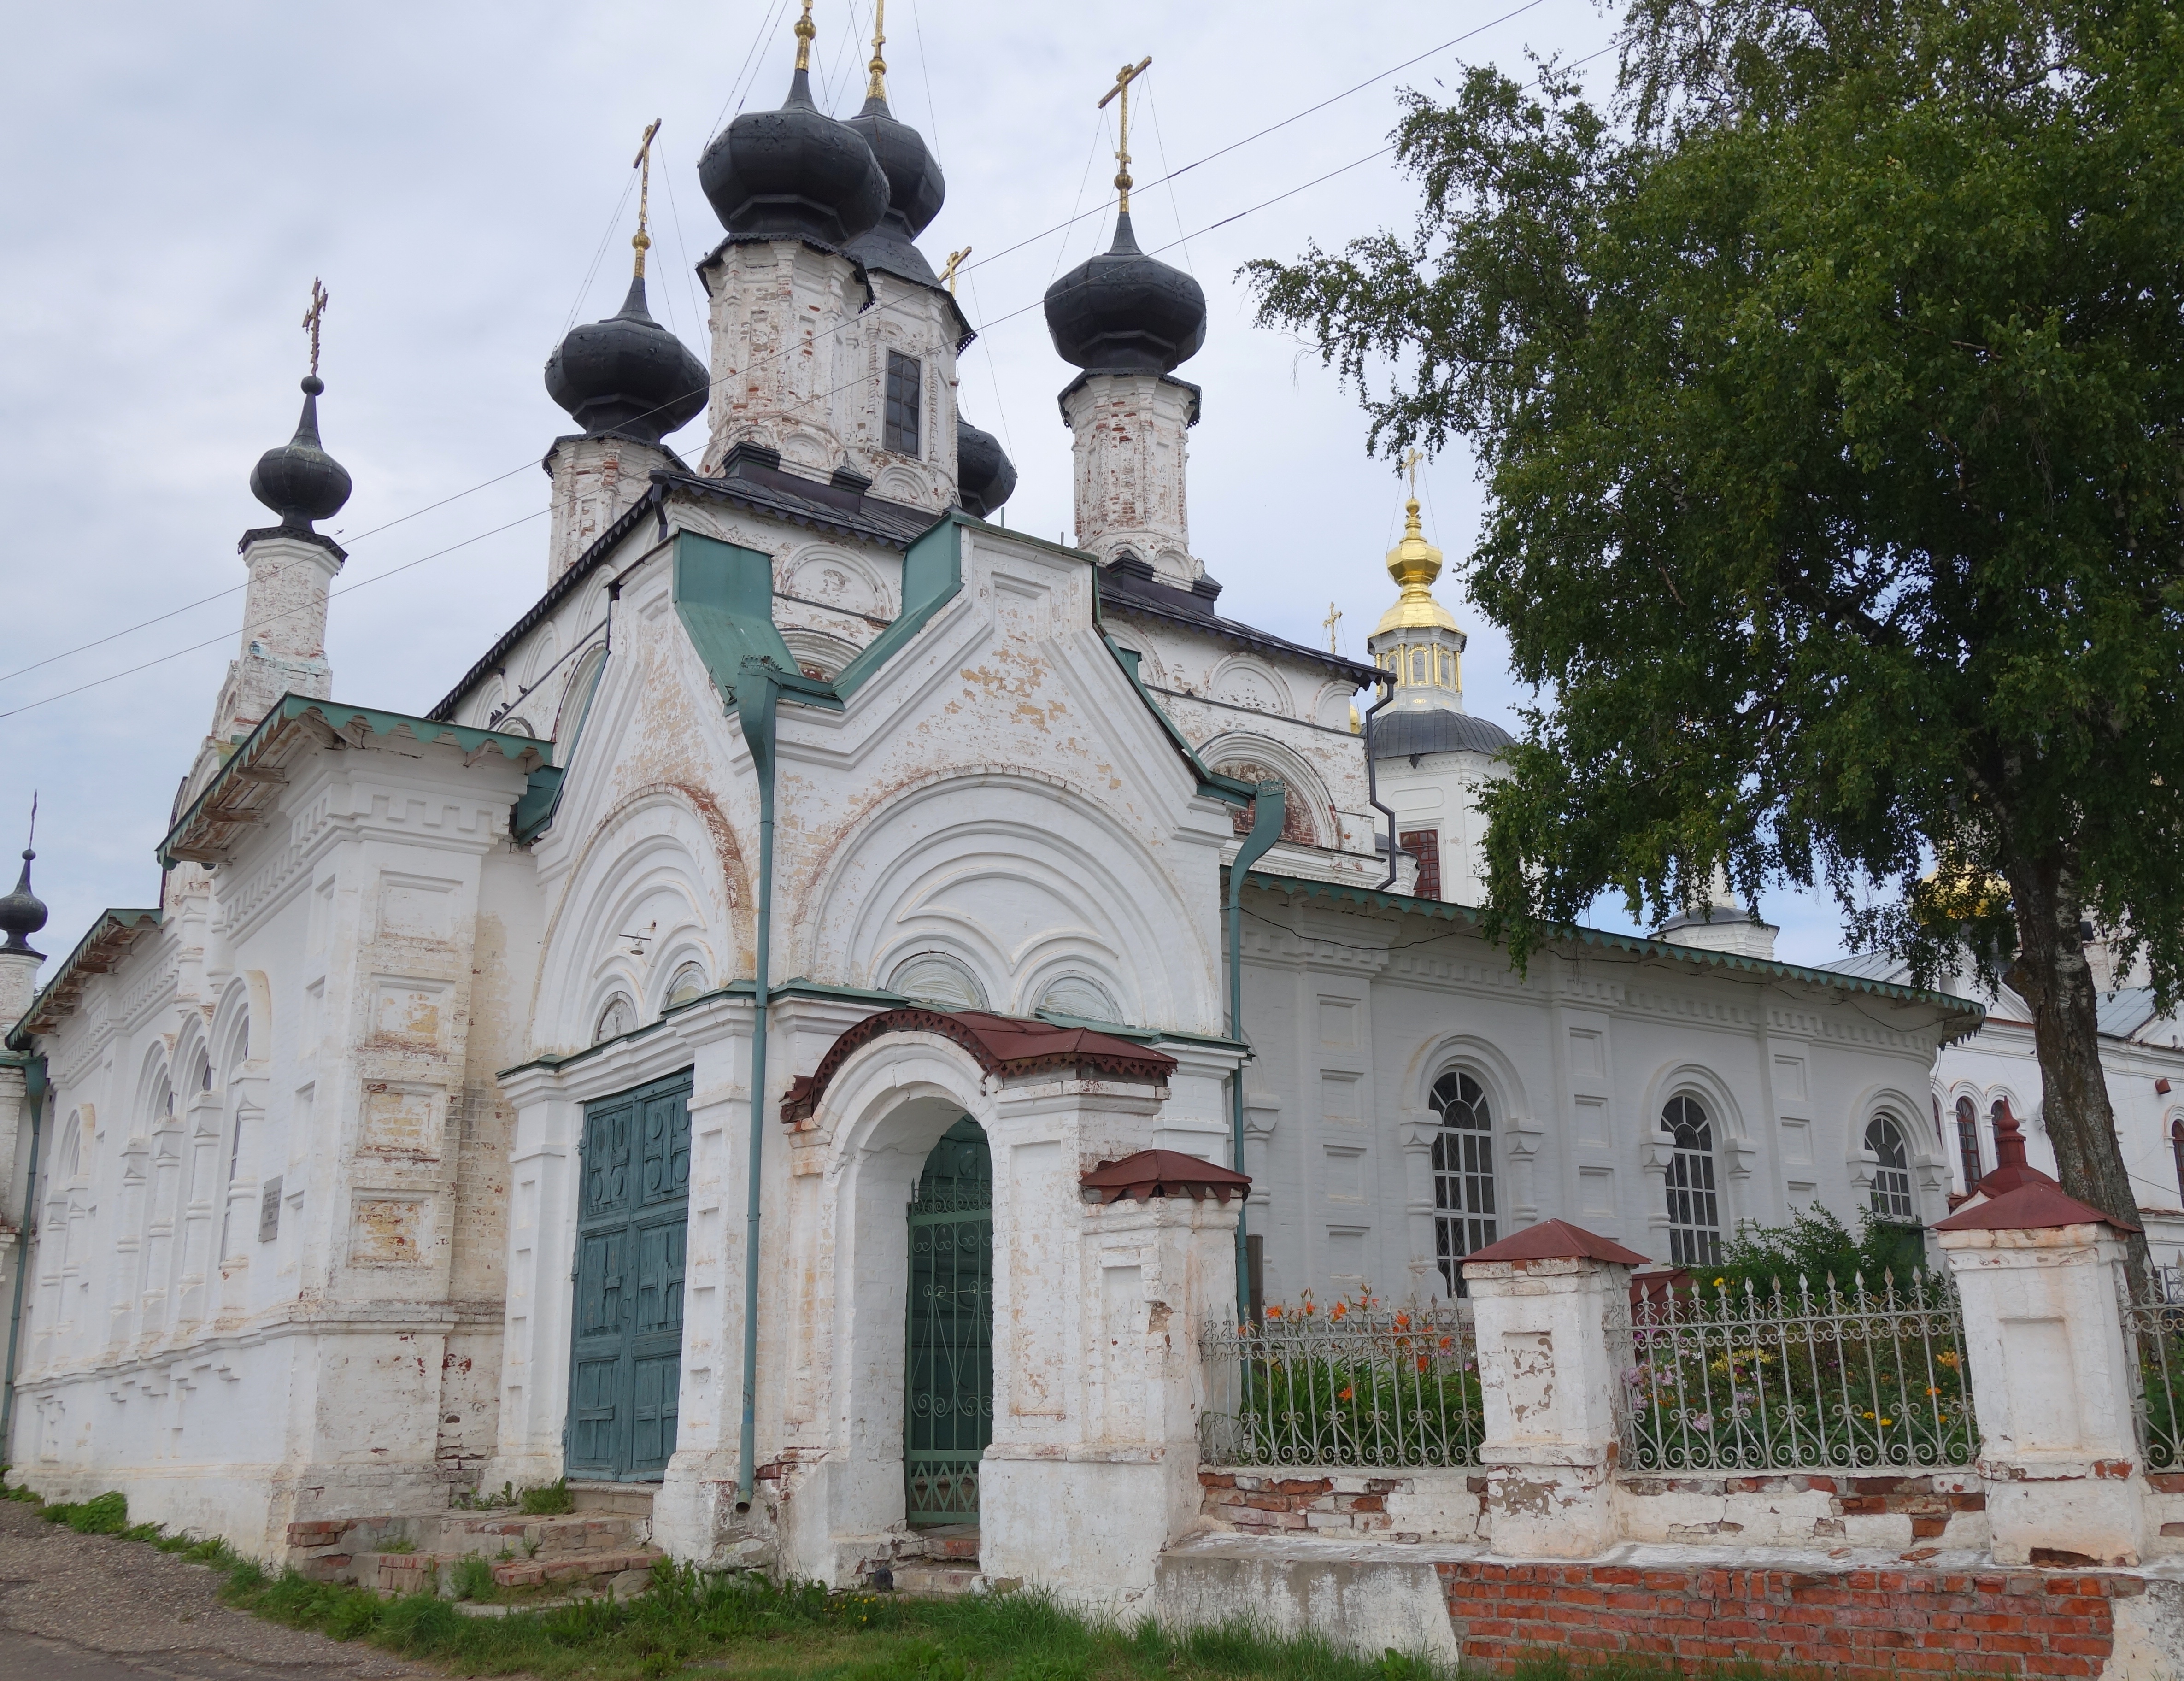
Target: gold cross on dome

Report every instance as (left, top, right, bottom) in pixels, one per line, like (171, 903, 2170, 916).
(939, 246, 971, 295)
(1098, 55, 1153, 214)
(1402, 446, 1425, 500)
(1323, 602, 1343, 653)
(867, 0, 887, 100)
(632, 118, 662, 276)
(302, 278, 329, 377)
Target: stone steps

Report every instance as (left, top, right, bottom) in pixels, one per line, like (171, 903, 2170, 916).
(284, 1486, 661, 1602)
(890, 1563, 983, 1596)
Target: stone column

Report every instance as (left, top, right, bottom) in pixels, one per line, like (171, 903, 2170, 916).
(1462, 1220, 1645, 1558)
(1936, 1184, 2149, 1565)
(980, 1132, 1245, 1612)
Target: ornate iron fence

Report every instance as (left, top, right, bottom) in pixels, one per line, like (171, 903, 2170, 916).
(1198, 1306, 1483, 1468)
(2125, 1273, 2184, 1472)
(1613, 1272, 1977, 1473)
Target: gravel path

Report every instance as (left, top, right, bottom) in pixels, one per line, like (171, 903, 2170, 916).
(0, 1499, 430, 1680)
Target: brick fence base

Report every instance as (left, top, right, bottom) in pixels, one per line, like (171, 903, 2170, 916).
(1441, 1561, 2143, 1678)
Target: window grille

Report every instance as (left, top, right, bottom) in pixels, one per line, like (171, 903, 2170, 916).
(1661, 1095, 1722, 1268)
(1399, 829, 1441, 900)
(884, 351, 922, 456)
(1955, 1095, 1982, 1191)
(1865, 1114, 1915, 1222)
(1431, 1071, 1496, 1294)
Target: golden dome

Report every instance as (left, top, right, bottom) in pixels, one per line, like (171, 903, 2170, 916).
(1374, 496, 1459, 636)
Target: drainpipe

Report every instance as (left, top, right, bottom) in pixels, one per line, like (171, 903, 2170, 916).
(730, 665, 781, 1515)
(1362, 672, 1400, 889)
(1227, 787, 1286, 1321)
(1, 1056, 47, 1465)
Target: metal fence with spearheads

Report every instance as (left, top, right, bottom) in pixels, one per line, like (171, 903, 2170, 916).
(1613, 1270, 1978, 1473)
(1198, 1302, 1483, 1469)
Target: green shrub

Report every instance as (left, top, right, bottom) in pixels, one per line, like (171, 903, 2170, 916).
(451, 1555, 495, 1601)
(519, 1477, 574, 1516)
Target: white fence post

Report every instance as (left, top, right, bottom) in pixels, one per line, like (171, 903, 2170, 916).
(1462, 1220, 1644, 1558)
(1936, 1182, 2148, 1566)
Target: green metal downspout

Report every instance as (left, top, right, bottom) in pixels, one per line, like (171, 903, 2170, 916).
(1, 1056, 47, 1465)
(1227, 787, 1285, 1321)
(732, 667, 781, 1515)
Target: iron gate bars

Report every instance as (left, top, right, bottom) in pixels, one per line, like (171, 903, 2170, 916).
(1614, 1271, 1977, 1473)
(2124, 1267, 2184, 1472)
(1199, 1306, 1483, 1468)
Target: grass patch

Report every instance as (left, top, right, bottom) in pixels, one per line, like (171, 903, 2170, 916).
(520, 1477, 575, 1516)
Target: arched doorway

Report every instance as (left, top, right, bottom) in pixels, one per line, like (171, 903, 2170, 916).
(904, 1116, 992, 1526)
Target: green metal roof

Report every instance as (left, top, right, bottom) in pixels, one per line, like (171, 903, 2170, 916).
(159, 694, 546, 868)
(8, 907, 163, 1048)
(1239, 869, 1987, 1034)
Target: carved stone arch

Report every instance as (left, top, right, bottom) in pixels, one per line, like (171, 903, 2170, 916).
(780, 627, 863, 682)
(870, 464, 928, 504)
(170, 1013, 211, 1102)
(1312, 679, 1360, 733)
(209, 975, 256, 1077)
(1844, 1080, 1937, 1223)
(523, 620, 561, 688)
(1200, 731, 1332, 848)
(1640, 1062, 1750, 1146)
(792, 768, 1217, 1036)
(133, 1043, 172, 1142)
(533, 788, 743, 1056)
(1017, 957, 1129, 1024)
(1403, 1032, 1536, 1129)
(1208, 655, 1295, 718)
(554, 644, 610, 743)
(778, 541, 898, 621)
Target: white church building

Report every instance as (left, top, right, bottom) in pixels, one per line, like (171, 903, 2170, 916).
(6, 8, 2171, 1602)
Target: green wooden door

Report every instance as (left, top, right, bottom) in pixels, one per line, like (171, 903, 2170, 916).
(569, 1070, 691, 1481)
(904, 1116, 993, 1524)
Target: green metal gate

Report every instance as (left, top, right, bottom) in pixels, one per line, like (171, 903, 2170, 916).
(904, 1116, 992, 1524)
(567, 1070, 691, 1481)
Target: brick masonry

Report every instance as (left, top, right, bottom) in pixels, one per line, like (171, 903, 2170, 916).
(1199, 1469, 1481, 1541)
(1441, 1560, 2142, 1678)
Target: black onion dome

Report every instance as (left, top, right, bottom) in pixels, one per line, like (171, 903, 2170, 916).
(545, 273, 709, 442)
(699, 64, 887, 248)
(249, 376, 352, 531)
(955, 415, 1016, 519)
(0, 848, 47, 958)
(1371, 708, 1513, 760)
(843, 91, 945, 285)
(1043, 211, 1206, 375)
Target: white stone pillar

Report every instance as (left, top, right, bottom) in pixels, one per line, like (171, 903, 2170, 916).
(1937, 1187, 2148, 1565)
(545, 434, 671, 586)
(1061, 373, 1200, 585)
(1462, 1221, 1644, 1558)
(980, 1123, 1243, 1612)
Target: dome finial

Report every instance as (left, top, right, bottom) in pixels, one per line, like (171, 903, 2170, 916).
(794, 0, 816, 73)
(1376, 460, 1457, 638)
(0, 794, 47, 960)
(866, 0, 887, 102)
(250, 281, 352, 531)
(631, 118, 662, 279)
(1098, 56, 1152, 216)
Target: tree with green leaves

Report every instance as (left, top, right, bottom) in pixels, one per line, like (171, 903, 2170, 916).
(1248, 0, 2184, 1270)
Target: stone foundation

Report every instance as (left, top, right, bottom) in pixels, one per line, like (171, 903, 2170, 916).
(1198, 1468, 1482, 1541)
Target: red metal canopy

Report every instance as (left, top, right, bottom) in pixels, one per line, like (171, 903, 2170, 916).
(1464, 1218, 1650, 1267)
(1934, 1180, 2140, 1234)
(1080, 1149, 1251, 1204)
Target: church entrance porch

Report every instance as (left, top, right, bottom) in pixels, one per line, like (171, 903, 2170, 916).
(567, 1070, 692, 1482)
(904, 1117, 992, 1527)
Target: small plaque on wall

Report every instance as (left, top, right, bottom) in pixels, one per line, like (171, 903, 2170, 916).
(259, 1176, 283, 1242)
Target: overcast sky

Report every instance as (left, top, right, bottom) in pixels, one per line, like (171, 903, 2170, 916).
(0, 0, 1854, 990)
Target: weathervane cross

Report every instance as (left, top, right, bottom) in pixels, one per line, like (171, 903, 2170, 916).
(632, 118, 663, 276)
(1323, 602, 1343, 654)
(302, 279, 329, 378)
(1098, 55, 1153, 214)
(1402, 446, 1425, 500)
(940, 246, 972, 296)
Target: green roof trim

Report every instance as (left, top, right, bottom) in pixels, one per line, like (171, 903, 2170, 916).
(1239, 869, 1987, 1029)
(1092, 570, 1254, 807)
(159, 694, 546, 868)
(8, 907, 162, 1049)
(832, 513, 963, 699)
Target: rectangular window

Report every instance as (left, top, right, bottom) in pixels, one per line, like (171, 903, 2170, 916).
(884, 351, 922, 457)
(1400, 829, 1442, 900)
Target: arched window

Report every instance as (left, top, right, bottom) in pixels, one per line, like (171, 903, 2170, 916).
(1661, 1095, 1722, 1268)
(1213, 760, 1318, 846)
(1865, 1114, 1915, 1222)
(1989, 1097, 2011, 1158)
(1036, 974, 1122, 1024)
(593, 994, 637, 1044)
(1430, 1071, 1497, 1294)
(1954, 1095, 1982, 1191)
(887, 952, 988, 1013)
(2172, 1117, 2184, 1207)
(664, 964, 709, 1010)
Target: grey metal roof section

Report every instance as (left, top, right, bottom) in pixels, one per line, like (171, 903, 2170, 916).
(2097, 987, 2161, 1040)
(1098, 554, 1379, 685)
(1817, 950, 1911, 984)
(1373, 705, 1514, 760)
